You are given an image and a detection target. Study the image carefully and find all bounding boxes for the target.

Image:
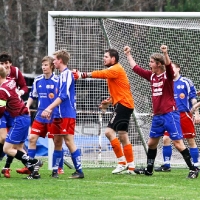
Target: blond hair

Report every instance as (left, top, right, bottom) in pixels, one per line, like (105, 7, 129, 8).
(0, 65, 6, 78)
(53, 49, 70, 65)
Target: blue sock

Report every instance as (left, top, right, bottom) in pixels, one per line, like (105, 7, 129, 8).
(190, 147, 199, 165)
(71, 149, 82, 173)
(163, 145, 172, 168)
(52, 150, 62, 173)
(58, 149, 64, 168)
(28, 149, 36, 158)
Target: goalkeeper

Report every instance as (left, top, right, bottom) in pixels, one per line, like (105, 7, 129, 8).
(73, 49, 135, 174)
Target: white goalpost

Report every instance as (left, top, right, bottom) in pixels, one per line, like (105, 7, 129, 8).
(48, 11, 200, 169)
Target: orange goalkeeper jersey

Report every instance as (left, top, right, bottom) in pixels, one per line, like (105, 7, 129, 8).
(91, 63, 134, 109)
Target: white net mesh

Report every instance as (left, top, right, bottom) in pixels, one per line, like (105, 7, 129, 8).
(52, 16, 200, 168)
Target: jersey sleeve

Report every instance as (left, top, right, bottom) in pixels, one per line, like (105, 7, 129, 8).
(133, 65, 152, 81)
(91, 66, 119, 79)
(0, 90, 8, 118)
(17, 69, 28, 94)
(165, 63, 174, 80)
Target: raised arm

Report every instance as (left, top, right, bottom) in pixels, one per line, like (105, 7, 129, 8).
(160, 45, 171, 65)
(124, 46, 137, 69)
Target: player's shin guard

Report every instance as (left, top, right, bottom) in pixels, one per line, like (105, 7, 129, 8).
(146, 148, 157, 173)
(180, 148, 196, 171)
(71, 149, 83, 173)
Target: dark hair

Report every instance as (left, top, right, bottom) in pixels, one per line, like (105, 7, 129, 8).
(172, 62, 181, 72)
(105, 49, 119, 63)
(0, 52, 12, 63)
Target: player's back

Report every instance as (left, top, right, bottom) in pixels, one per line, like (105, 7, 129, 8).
(0, 79, 28, 117)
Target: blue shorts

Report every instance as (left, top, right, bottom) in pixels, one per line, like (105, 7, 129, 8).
(150, 111, 183, 140)
(5, 115, 31, 144)
(0, 111, 14, 128)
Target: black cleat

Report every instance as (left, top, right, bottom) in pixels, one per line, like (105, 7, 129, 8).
(26, 172, 41, 179)
(188, 170, 199, 179)
(50, 171, 59, 178)
(134, 168, 153, 176)
(69, 171, 84, 179)
(154, 165, 171, 172)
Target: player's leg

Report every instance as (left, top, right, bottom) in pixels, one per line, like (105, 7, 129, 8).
(0, 116, 8, 160)
(134, 115, 165, 175)
(155, 134, 172, 172)
(58, 149, 64, 174)
(16, 120, 46, 174)
(64, 133, 84, 178)
(3, 115, 43, 179)
(180, 112, 199, 169)
(167, 111, 198, 178)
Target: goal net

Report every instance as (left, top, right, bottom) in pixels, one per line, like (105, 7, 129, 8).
(48, 11, 200, 168)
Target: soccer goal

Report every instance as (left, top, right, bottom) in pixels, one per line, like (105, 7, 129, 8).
(48, 11, 200, 168)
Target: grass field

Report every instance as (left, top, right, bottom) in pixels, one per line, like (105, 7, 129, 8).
(0, 159, 200, 200)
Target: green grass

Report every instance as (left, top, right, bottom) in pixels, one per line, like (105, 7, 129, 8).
(0, 159, 200, 200)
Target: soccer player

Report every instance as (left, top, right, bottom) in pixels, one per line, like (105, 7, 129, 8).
(0, 65, 42, 179)
(15, 56, 65, 175)
(155, 63, 200, 172)
(124, 45, 198, 178)
(0, 52, 28, 178)
(73, 49, 135, 174)
(41, 49, 84, 179)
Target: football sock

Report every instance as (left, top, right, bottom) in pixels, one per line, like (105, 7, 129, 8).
(123, 144, 135, 170)
(0, 152, 6, 160)
(52, 150, 62, 172)
(111, 138, 124, 159)
(189, 147, 199, 166)
(163, 145, 172, 168)
(59, 149, 64, 168)
(4, 155, 14, 168)
(71, 149, 83, 173)
(147, 148, 157, 173)
(28, 149, 36, 158)
(180, 148, 196, 170)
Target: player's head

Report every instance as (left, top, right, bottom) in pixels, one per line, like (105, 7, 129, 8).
(42, 56, 55, 74)
(53, 49, 70, 69)
(172, 62, 180, 78)
(104, 49, 119, 67)
(0, 52, 12, 75)
(149, 53, 165, 73)
(0, 65, 7, 79)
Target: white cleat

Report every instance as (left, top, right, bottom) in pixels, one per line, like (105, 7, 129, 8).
(112, 164, 127, 174)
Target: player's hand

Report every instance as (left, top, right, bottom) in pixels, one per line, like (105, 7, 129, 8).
(99, 97, 112, 113)
(124, 46, 131, 55)
(160, 45, 168, 53)
(41, 109, 52, 120)
(197, 90, 200, 96)
(72, 69, 87, 80)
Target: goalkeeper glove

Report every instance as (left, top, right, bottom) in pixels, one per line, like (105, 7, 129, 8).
(72, 69, 88, 80)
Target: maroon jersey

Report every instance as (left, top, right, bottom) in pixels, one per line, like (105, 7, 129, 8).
(0, 79, 28, 117)
(133, 63, 176, 115)
(6, 66, 28, 94)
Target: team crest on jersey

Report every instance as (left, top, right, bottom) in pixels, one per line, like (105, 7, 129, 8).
(49, 93, 54, 99)
(179, 93, 185, 99)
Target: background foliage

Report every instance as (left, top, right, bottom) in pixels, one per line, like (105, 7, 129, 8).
(0, 0, 199, 74)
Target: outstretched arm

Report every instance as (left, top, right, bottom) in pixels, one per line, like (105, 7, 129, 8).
(124, 46, 137, 69)
(160, 45, 171, 65)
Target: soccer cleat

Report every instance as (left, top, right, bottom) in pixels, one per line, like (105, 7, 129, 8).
(58, 168, 64, 174)
(154, 165, 171, 172)
(69, 171, 84, 179)
(33, 160, 43, 173)
(1, 168, 11, 178)
(188, 170, 199, 179)
(134, 168, 153, 176)
(112, 164, 127, 174)
(16, 167, 31, 174)
(26, 172, 41, 179)
(50, 171, 59, 178)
